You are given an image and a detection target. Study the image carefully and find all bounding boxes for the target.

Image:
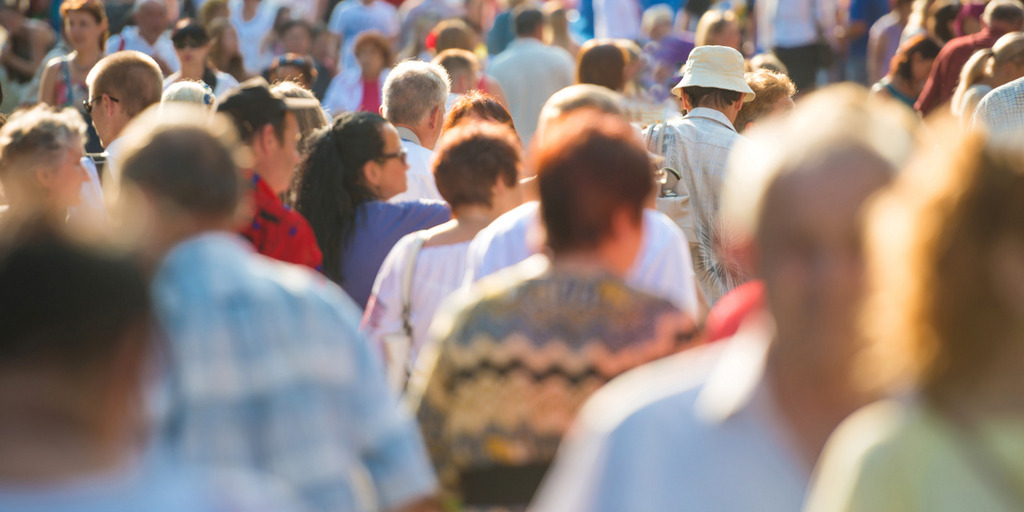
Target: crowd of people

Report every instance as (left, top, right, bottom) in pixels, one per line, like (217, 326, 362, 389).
(1, 0, 1024, 511)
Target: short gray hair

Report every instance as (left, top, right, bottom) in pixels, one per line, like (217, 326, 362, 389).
(722, 84, 917, 242)
(984, 0, 1024, 26)
(0, 105, 87, 190)
(381, 59, 450, 125)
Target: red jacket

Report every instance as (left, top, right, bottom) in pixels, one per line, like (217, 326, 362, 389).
(916, 28, 1005, 116)
(240, 174, 323, 271)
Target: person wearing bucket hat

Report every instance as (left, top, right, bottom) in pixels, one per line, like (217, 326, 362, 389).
(644, 45, 754, 307)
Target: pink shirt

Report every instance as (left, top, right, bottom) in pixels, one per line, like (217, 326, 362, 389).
(359, 77, 381, 113)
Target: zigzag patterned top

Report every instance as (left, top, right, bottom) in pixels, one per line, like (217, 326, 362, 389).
(410, 261, 696, 510)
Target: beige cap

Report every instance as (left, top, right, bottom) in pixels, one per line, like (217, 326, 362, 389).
(672, 46, 755, 103)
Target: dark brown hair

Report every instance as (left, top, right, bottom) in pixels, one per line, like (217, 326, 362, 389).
(443, 91, 515, 134)
(576, 39, 627, 92)
(353, 30, 395, 69)
(432, 122, 520, 208)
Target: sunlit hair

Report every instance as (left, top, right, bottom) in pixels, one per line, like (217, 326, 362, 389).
(533, 110, 650, 254)
(431, 18, 475, 53)
(694, 9, 738, 47)
(536, 84, 623, 139)
(443, 91, 515, 134)
(641, 4, 673, 39)
(861, 125, 1024, 400)
(0, 105, 86, 208)
(887, 34, 941, 82)
(952, 47, 994, 116)
(733, 68, 795, 131)
(381, 60, 451, 126)
(60, 0, 108, 51)
(432, 122, 520, 209)
(575, 39, 627, 92)
(162, 80, 215, 107)
(723, 84, 917, 244)
(87, 51, 163, 118)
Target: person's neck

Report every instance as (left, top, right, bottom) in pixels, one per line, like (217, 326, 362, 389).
(765, 344, 867, 469)
(942, 329, 1024, 419)
(395, 124, 434, 149)
(180, 60, 205, 80)
(0, 384, 130, 484)
(73, 46, 102, 67)
(425, 205, 499, 245)
(361, 67, 381, 81)
(550, 250, 624, 278)
(242, 0, 259, 20)
(139, 28, 162, 46)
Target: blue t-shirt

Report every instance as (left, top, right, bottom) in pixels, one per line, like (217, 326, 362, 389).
(0, 451, 301, 512)
(338, 200, 450, 309)
(849, 0, 890, 56)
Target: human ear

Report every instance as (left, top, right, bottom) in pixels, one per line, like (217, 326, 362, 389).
(362, 159, 380, 188)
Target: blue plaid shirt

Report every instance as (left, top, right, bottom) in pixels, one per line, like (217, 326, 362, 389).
(151, 232, 437, 512)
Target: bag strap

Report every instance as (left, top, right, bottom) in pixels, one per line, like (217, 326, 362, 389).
(400, 231, 428, 345)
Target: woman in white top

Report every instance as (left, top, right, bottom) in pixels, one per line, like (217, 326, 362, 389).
(953, 33, 1024, 122)
(162, 19, 239, 99)
(363, 119, 523, 392)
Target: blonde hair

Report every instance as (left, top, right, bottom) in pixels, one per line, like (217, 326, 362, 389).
(861, 124, 1024, 400)
(951, 48, 993, 117)
(0, 105, 86, 206)
(986, 31, 1024, 78)
(162, 81, 215, 107)
(722, 85, 917, 243)
(694, 9, 738, 47)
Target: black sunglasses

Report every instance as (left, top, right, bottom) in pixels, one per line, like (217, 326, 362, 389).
(173, 37, 208, 49)
(83, 94, 119, 115)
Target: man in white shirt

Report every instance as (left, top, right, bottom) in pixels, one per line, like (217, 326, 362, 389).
(106, 0, 180, 76)
(755, 0, 838, 92)
(488, 7, 574, 145)
(229, 0, 277, 76)
(645, 45, 754, 305)
(327, 0, 398, 71)
(465, 84, 701, 320)
(971, 75, 1024, 144)
(85, 51, 164, 191)
(531, 87, 915, 512)
(381, 60, 449, 203)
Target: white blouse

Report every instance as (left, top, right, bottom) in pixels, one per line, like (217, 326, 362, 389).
(363, 234, 470, 390)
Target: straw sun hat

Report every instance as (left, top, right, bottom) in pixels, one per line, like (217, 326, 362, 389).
(671, 45, 755, 102)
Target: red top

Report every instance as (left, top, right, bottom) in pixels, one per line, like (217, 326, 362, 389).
(240, 174, 323, 271)
(704, 280, 766, 343)
(916, 28, 1004, 116)
(359, 77, 382, 113)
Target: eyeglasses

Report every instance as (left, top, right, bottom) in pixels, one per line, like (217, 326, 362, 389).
(83, 94, 119, 115)
(376, 148, 407, 165)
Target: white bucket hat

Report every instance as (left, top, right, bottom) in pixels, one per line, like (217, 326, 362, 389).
(671, 46, 755, 103)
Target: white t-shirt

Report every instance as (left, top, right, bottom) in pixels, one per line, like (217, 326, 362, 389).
(388, 130, 443, 203)
(465, 201, 700, 319)
(229, 0, 277, 76)
(363, 235, 470, 390)
(327, 0, 399, 71)
(106, 26, 180, 73)
(162, 71, 240, 99)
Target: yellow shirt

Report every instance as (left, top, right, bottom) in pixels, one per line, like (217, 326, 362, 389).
(805, 399, 1024, 512)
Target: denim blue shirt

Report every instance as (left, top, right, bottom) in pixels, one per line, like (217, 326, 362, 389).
(151, 232, 437, 512)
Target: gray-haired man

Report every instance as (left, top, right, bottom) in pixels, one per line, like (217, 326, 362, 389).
(381, 59, 450, 203)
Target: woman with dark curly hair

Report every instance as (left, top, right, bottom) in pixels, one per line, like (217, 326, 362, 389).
(293, 111, 449, 309)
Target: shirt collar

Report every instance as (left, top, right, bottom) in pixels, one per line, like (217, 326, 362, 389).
(395, 126, 422, 146)
(509, 37, 545, 49)
(156, 231, 253, 277)
(684, 107, 739, 133)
